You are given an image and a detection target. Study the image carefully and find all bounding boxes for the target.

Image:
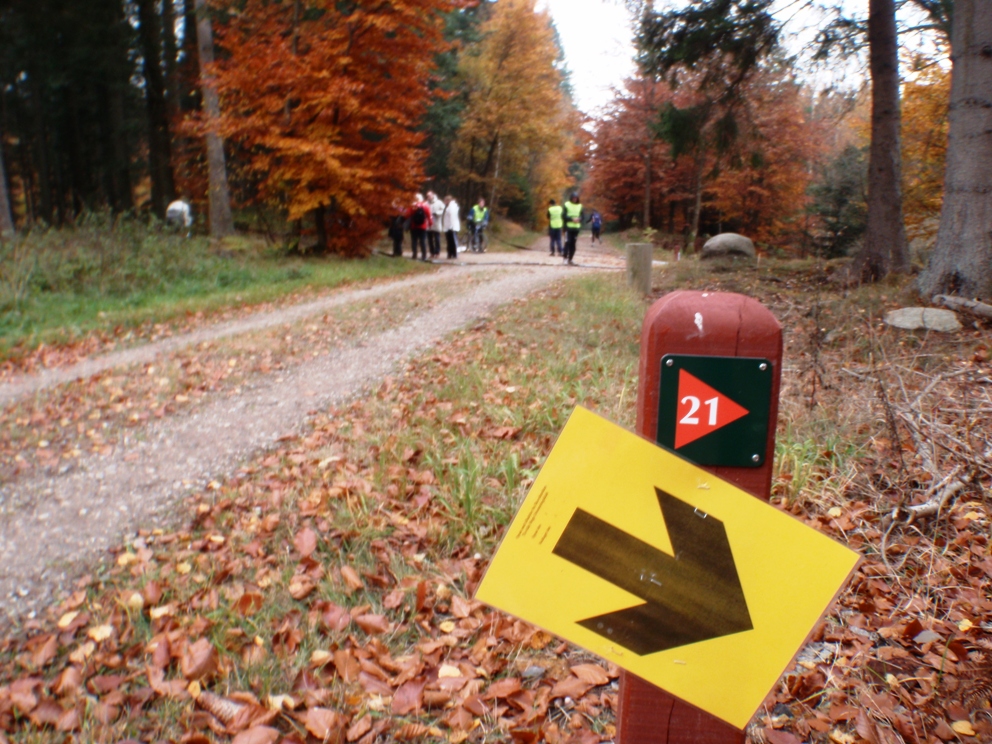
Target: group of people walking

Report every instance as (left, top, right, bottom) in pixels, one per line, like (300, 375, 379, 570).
(389, 192, 490, 261)
(389, 190, 601, 265)
(547, 193, 601, 265)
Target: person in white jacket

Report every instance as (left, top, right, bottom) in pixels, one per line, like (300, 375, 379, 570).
(441, 196, 461, 259)
(427, 191, 445, 258)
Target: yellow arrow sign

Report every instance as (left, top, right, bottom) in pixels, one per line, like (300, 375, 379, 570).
(475, 406, 859, 730)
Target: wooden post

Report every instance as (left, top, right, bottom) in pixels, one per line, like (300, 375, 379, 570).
(619, 289, 783, 744)
(626, 243, 653, 296)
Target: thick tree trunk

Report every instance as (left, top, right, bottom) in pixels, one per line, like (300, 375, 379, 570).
(109, 86, 134, 211)
(919, 0, 992, 301)
(29, 78, 54, 225)
(163, 0, 178, 113)
(0, 132, 15, 237)
(136, 0, 176, 218)
(194, 0, 235, 238)
(857, 0, 909, 281)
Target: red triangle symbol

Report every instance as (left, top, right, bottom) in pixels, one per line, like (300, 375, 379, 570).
(674, 369, 750, 449)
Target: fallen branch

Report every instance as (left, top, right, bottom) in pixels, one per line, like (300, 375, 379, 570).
(933, 294, 992, 321)
(902, 469, 966, 524)
(880, 469, 968, 573)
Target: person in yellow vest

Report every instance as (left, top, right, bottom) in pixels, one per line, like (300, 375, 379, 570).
(467, 198, 489, 252)
(563, 192, 584, 265)
(547, 199, 564, 256)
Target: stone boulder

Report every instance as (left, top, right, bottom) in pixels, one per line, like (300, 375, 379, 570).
(701, 233, 756, 259)
(884, 307, 962, 333)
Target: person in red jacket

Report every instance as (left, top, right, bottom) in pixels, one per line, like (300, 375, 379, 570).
(408, 193, 432, 261)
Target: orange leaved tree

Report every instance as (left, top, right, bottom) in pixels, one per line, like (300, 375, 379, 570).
(588, 77, 693, 235)
(706, 71, 821, 246)
(591, 70, 817, 248)
(211, 0, 451, 254)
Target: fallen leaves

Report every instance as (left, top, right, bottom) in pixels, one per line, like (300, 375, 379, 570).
(2, 269, 990, 744)
(340, 565, 365, 593)
(293, 526, 318, 557)
(180, 638, 219, 681)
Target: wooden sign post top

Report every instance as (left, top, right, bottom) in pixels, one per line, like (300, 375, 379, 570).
(636, 290, 783, 499)
(622, 289, 783, 744)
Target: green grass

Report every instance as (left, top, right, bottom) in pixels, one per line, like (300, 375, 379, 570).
(0, 215, 429, 359)
(487, 218, 543, 252)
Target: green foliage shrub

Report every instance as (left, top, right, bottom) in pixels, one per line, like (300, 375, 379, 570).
(808, 145, 868, 258)
(18, 212, 220, 300)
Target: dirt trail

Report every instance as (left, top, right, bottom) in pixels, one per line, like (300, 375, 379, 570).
(0, 256, 617, 630)
(0, 244, 623, 407)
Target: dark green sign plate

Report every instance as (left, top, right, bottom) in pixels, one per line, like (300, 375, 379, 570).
(656, 354, 772, 467)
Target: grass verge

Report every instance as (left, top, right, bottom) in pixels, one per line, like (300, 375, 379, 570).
(0, 217, 429, 364)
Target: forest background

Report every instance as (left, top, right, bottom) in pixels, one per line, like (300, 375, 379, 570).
(0, 0, 956, 263)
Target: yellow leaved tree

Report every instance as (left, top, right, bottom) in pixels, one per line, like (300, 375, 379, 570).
(450, 0, 580, 225)
(900, 59, 950, 247)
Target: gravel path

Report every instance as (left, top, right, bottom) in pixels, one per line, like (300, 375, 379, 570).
(0, 263, 579, 630)
(0, 270, 451, 407)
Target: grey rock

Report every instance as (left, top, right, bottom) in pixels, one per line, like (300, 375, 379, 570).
(884, 307, 962, 332)
(701, 233, 756, 259)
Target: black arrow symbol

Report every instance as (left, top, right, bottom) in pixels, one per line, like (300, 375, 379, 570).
(551, 487, 752, 655)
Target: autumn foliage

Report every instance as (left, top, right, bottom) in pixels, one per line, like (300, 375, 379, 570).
(590, 69, 818, 247)
(900, 61, 950, 246)
(209, 0, 452, 254)
(451, 0, 579, 223)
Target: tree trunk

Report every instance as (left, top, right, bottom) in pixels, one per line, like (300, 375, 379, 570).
(643, 79, 654, 230)
(919, 0, 992, 300)
(136, 0, 176, 218)
(180, 0, 202, 113)
(195, 0, 235, 238)
(163, 0, 179, 126)
(687, 154, 703, 252)
(314, 206, 328, 252)
(0, 131, 15, 237)
(109, 85, 134, 211)
(30, 77, 54, 224)
(857, 0, 909, 281)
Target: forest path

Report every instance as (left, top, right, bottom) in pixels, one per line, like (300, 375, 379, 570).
(0, 249, 621, 631)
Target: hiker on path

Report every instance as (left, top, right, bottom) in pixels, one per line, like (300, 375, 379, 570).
(408, 193, 432, 261)
(563, 192, 583, 265)
(427, 191, 444, 259)
(441, 196, 461, 259)
(547, 199, 563, 256)
(590, 211, 602, 244)
(466, 197, 489, 253)
(388, 202, 406, 257)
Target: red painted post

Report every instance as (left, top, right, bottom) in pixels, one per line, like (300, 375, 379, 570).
(618, 290, 783, 744)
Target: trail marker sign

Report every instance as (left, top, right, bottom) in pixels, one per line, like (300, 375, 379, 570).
(475, 406, 860, 730)
(658, 354, 772, 466)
